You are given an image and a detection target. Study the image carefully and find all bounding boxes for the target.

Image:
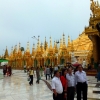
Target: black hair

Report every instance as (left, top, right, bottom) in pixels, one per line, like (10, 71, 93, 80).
(61, 68, 67, 77)
(54, 70, 59, 76)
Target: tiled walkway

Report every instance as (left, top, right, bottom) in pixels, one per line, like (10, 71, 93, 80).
(0, 70, 100, 100)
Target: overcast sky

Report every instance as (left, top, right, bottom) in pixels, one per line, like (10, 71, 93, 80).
(0, 0, 99, 55)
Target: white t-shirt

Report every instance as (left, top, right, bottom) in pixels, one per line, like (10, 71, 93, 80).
(51, 77, 63, 94)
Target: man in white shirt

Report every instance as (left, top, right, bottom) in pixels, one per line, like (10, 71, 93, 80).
(75, 65, 88, 100)
(66, 68, 75, 100)
(51, 70, 63, 100)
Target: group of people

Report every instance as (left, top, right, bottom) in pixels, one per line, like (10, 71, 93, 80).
(3, 65, 12, 77)
(52, 65, 88, 100)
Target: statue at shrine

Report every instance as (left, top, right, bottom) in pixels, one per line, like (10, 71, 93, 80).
(82, 59, 87, 68)
(71, 52, 77, 64)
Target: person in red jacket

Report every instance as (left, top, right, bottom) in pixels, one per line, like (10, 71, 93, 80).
(60, 69, 68, 100)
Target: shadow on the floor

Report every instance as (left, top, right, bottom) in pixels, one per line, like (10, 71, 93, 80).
(41, 79, 52, 91)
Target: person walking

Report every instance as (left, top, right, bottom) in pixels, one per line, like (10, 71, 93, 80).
(75, 65, 88, 100)
(50, 66, 53, 79)
(3, 65, 6, 77)
(29, 67, 34, 85)
(46, 66, 50, 80)
(40, 66, 43, 77)
(66, 68, 75, 100)
(60, 69, 68, 100)
(51, 70, 63, 100)
(36, 67, 40, 84)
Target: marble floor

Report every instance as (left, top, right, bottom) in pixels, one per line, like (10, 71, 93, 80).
(0, 70, 100, 100)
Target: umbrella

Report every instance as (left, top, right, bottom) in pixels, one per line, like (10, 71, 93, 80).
(0, 59, 8, 62)
(72, 63, 81, 67)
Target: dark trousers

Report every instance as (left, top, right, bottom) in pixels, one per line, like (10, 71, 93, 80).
(3, 70, 6, 76)
(50, 72, 53, 78)
(67, 87, 75, 100)
(46, 74, 50, 80)
(53, 93, 62, 100)
(24, 68, 26, 73)
(29, 75, 33, 85)
(77, 82, 88, 100)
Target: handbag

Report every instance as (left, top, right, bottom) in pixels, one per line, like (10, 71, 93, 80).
(27, 76, 30, 81)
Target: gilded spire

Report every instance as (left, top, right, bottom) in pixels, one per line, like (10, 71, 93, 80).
(40, 43, 44, 53)
(97, 0, 100, 6)
(68, 35, 71, 45)
(62, 33, 66, 45)
(44, 37, 48, 51)
(19, 42, 21, 49)
(26, 41, 30, 53)
(50, 36, 52, 48)
(4, 46, 9, 58)
(54, 41, 56, 48)
(33, 43, 35, 49)
(18, 42, 21, 52)
(71, 40, 74, 52)
(32, 44, 35, 56)
(60, 38, 62, 48)
(37, 36, 40, 49)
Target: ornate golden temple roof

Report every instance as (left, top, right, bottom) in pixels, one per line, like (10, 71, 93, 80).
(85, 0, 100, 36)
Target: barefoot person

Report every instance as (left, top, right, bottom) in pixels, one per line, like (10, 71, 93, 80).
(51, 70, 63, 100)
(66, 68, 75, 100)
(75, 65, 88, 100)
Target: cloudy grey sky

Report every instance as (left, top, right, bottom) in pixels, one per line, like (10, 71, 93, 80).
(0, 0, 99, 55)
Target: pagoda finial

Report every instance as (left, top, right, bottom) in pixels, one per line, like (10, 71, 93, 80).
(26, 41, 30, 52)
(62, 33, 65, 45)
(37, 36, 40, 49)
(32, 43, 35, 56)
(50, 36, 52, 48)
(54, 41, 56, 48)
(71, 40, 74, 52)
(45, 37, 46, 41)
(68, 35, 71, 45)
(19, 42, 20, 48)
(18, 42, 21, 51)
(44, 37, 48, 51)
(97, 0, 100, 6)
(4, 46, 9, 58)
(60, 38, 62, 48)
